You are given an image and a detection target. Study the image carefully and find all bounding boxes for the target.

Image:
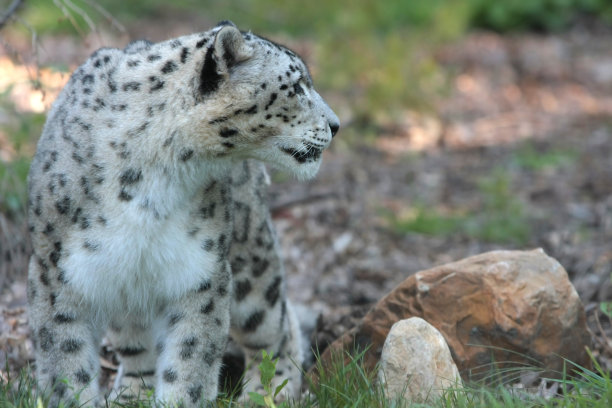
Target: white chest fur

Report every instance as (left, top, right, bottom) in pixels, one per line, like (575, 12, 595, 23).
(60, 162, 230, 320)
(62, 204, 218, 319)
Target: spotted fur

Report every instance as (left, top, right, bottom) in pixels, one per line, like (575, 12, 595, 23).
(27, 21, 339, 407)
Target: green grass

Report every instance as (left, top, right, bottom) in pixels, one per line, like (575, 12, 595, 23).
(3, 349, 612, 407)
(386, 169, 531, 245)
(512, 143, 577, 171)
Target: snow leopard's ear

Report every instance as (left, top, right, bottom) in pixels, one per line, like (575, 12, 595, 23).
(213, 24, 253, 72)
(199, 24, 253, 96)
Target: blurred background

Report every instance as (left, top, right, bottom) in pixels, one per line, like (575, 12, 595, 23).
(1, 0, 612, 380)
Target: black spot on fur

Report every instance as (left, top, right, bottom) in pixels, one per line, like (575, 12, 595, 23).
(180, 47, 190, 63)
(195, 38, 207, 49)
(71, 151, 84, 164)
(147, 54, 161, 62)
(120, 168, 143, 185)
(60, 338, 83, 353)
(180, 337, 198, 360)
(168, 313, 184, 327)
(83, 240, 99, 251)
(245, 104, 258, 114)
(161, 60, 178, 74)
(234, 279, 252, 301)
(49, 241, 62, 267)
(243, 310, 265, 332)
(188, 384, 203, 404)
(53, 313, 76, 324)
(231, 256, 247, 275)
(209, 116, 228, 125)
(55, 196, 71, 215)
(199, 203, 216, 219)
(163, 135, 174, 147)
(82, 74, 94, 85)
(39, 266, 50, 286)
(180, 149, 194, 161)
(197, 280, 211, 292)
(163, 368, 177, 383)
(252, 256, 270, 277)
(118, 189, 133, 201)
(127, 121, 149, 138)
(265, 276, 282, 306)
(219, 128, 238, 137)
(149, 77, 165, 91)
(222, 142, 234, 148)
(201, 239, 214, 251)
(39, 327, 53, 351)
(57, 269, 68, 284)
(122, 81, 141, 92)
(53, 377, 67, 398)
(199, 47, 222, 96)
(74, 368, 91, 384)
(200, 300, 214, 314)
(264, 93, 278, 110)
(43, 222, 55, 235)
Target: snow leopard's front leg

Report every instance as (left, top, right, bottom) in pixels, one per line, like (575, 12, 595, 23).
(229, 161, 304, 401)
(27, 257, 103, 407)
(154, 260, 231, 406)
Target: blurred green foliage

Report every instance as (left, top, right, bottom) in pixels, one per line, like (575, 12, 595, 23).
(386, 169, 531, 245)
(471, 0, 612, 32)
(16, 0, 612, 120)
(0, 108, 45, 216)
(0, 86, 45, 216)
(512, 143, 577, 171)
(1, 0, 609, 220)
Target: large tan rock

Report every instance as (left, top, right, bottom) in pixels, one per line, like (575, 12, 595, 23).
(315, 249, 591, 381)
(378, 317, 461, 403)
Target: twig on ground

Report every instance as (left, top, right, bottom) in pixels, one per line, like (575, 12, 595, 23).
(271, 191, 338, 215)
(594, 308, 612, 354)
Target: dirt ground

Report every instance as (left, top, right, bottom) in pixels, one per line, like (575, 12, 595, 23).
(2, 22, 612, 390)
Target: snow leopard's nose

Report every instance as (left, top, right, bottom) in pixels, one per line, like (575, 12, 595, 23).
(329, 121, 339, 138)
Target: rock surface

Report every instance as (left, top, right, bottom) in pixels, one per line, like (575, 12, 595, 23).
(314, 249, 591, 381)
(378, 317, 461, 403)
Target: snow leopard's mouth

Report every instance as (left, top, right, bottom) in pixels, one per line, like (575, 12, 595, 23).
(281, 144, 323, 163)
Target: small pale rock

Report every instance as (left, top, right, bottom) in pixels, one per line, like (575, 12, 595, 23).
(314, 249, 591, 382)
(378, 317, 461, 403)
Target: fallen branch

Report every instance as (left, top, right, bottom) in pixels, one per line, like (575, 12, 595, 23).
(270, 191, 338, 215)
